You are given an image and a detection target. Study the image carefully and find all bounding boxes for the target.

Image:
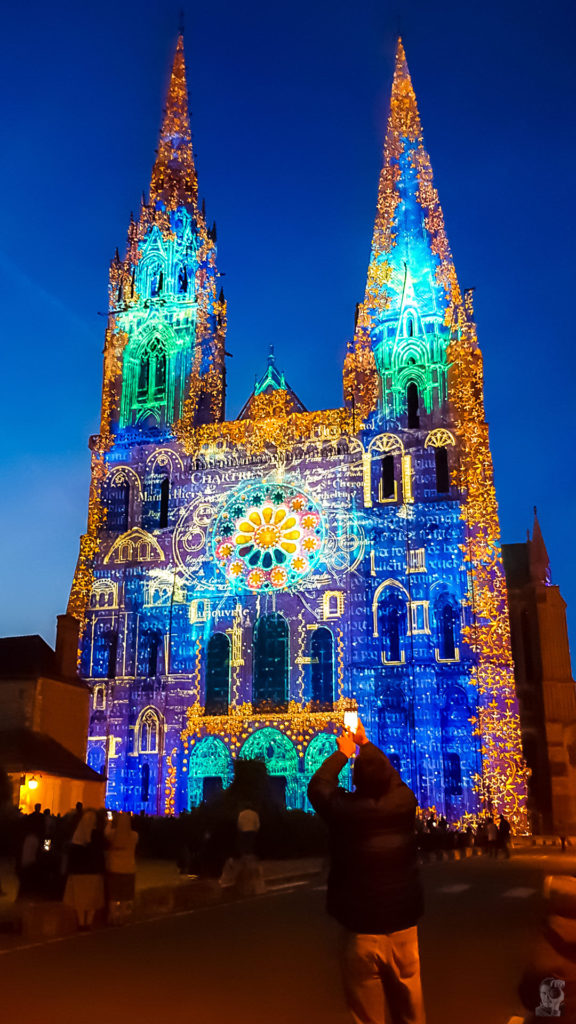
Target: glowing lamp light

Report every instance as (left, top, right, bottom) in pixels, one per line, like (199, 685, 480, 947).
(27, 776, 39, 790)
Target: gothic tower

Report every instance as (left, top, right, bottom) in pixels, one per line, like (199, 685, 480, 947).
(344, 40, 528, 825)
(68, 37, 528, 826)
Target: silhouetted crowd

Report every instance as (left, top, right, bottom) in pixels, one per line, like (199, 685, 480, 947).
(13, 802, 138, 928)
(415, 812, 512, 859)
(16, 801, 85, 901)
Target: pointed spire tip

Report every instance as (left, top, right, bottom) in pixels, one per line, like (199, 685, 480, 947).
(149, 34, 198, 212)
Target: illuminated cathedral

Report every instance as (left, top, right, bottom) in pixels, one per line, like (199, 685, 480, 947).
(68, 36, 528, 825)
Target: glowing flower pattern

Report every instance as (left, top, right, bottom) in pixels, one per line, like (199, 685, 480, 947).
(213, 482, 325, 591)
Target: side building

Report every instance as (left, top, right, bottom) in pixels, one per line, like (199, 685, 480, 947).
(67, 37, 528, 825)
(0, 616, 104, 814)
(503, 513, 576, 832)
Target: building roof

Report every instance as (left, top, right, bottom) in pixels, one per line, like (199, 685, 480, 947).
(0, 635, 85, 687)
(0, 635, 61, 679)
(0, 729, 104, 782)
(237, 347, 307, 420)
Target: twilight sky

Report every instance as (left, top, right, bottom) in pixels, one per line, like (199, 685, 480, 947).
(2, 0, 575, 653)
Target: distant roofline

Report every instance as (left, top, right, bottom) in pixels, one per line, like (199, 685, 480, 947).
(0, 634, 86, 688)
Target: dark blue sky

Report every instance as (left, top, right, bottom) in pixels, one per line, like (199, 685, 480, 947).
(2, 0, 575, 653)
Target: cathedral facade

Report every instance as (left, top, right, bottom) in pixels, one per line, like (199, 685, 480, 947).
(68, 37, 528, 825)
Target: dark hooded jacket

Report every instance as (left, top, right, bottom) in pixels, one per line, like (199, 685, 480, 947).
(308, 742, 423, 934)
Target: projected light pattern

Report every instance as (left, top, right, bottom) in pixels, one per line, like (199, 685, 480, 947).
(70, 36, 527, 829)
(213, 482, 325, 591)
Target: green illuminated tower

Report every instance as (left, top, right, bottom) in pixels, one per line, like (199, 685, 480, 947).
(107, 33, 226, 440)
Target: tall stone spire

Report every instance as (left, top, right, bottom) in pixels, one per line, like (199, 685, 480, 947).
(346, 38, 472, 422)
(149, 34, 198, 212)
(356, 38, 464, 351)
(529, 508, 551, 585)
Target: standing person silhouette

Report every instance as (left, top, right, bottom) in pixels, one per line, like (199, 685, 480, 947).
(308, 718, 426, 1024)
(497, 814, 512, 859)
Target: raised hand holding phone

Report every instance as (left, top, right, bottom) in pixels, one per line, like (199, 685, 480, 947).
(354, 718, 368, 746)
(343, 710, 358, 733)
(337, 730, 357, 758)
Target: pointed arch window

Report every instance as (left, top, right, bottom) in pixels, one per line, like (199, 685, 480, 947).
(310, 627, 334, 705)
(440, 605, 456, 660)
(136, 338, 167, 407)
(153, 350, 166, 398)
(379, 594, 407, 664)
(407, 382, 420, 428)
(142, 472, 170, 531)
(253, 614, 289, 709)
(380, 454, 396, 500)
(435, 446, 450, 494)
(105, 481, 130, 532)
(177, 266, 188, 294)
(435, 596, 459, 661)
(137, 356, 150, 401)
(205, 633, 230, 715)
(92, 628, 118, 679)
(139, 708, 162, 754)
(93, 684, 106, 711)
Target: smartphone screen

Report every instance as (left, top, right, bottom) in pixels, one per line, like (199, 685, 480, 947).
(344, 711, 358, 733)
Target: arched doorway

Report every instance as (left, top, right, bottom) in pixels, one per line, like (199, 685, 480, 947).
(239, 728, 299, 808)
(188, 736, 233, 808)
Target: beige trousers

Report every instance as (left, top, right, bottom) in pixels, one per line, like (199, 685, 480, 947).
(340, 926, 426, 1024)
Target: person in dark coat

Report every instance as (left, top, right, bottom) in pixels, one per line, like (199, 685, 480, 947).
(308, 718, 425, 1024)
(27, 804, 45, 838)
(497, 814, 512, 859)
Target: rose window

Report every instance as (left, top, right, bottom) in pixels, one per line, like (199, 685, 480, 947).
(213, 482, 325, 591)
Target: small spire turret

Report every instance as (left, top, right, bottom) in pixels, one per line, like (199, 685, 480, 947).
(529, 508, 551, 585)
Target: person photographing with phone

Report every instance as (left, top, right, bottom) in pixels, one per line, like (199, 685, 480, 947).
(308, 717, 426, 1024)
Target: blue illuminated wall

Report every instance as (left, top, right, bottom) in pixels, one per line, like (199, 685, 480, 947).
(69, 36, 527, 825)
